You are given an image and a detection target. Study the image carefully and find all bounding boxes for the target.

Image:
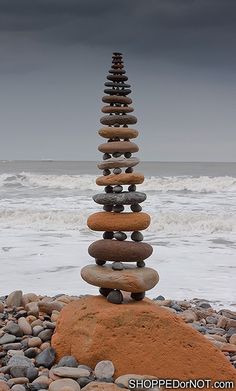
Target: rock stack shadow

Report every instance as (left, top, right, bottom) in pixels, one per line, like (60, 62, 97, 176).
(81, 52, 159, 304)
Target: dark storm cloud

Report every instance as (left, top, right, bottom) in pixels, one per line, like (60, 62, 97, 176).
(0, 0, 235, 161)
(0, 0, 235, 44)
(0, 0, 235, 72)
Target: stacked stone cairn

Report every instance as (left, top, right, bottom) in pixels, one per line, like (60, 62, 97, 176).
(81, 52, 159, 304)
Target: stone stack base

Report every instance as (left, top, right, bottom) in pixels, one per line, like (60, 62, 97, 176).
(51, 296, 236, 384)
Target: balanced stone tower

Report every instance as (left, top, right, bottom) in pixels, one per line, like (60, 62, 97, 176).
(81, 52, 159, 304)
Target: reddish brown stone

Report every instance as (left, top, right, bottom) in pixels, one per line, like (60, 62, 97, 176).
(102, 96, 132, 105)
(81, 265, 159, 293)
(98, 141, 138, 153)
(98, 127, 138, 139)
(88, 239, 153, 262)
(101, 106, 134, 114)
(51, 296, 236, 382)
(96, 173, 144, 186)
(87, 212, 151, 231)
(100, 115, 137, 126)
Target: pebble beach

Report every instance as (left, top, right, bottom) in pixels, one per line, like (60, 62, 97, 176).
(0, 290, 236, 390)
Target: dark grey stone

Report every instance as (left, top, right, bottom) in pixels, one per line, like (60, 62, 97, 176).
(114, 231, 127, 241)
(103, 231, 114, 239)
(154, 295, 165, 301)
(95, 259, 106, 266)
(113, 205, 124, 213)
(107, 290, 123, 304)
(103, 205, 113, 212)
(3, 342, 22, 351)
(77, 375, 95, 387)
(0, 333, 16, 345)
(93, 192, 146, 205)
(8, 355, 33, 369)
(10, 365, 26, 378)
(130, 204, 142, 212)
(131, 292, 145, 301)
(197, 302, 212, 309)
(27, 384, 48, 390)
(35, 347, 56, 368)
(37, 329, 53, 342)
(131, 231, 143, 242)
(137, 261, 145, 268)
(105, 185, 113, 193)
(112, 262, 124, 270)
(4, 322, 23, 337)
(171, 304, 183, 312)
(103, 153, 111, 160)
(26, 366, 39, 382)
(57, 355, 78, 368)
(24, 348, 38, 358)
(99, 288, 113, 297)
(113, 185, 123, 193)
(113, 168, 122, 175)
(128, 184, 136, 192)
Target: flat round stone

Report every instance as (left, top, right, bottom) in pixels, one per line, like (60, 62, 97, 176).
(88, 240, 153, 262)
(87, 212, 150, 231)
(102, 96, 132, 104)
(81, 264, 159, 293)
(93, 191, 146, 205)
(98, 127, 138, 139)
(109, 69, 126, 74)
(98, 141, 139, 153)
(104, 89, 131, 96)
(97, 157, 140, 170)
(100, 115, 137, 126)
(96, 173, 144, 186)
(107, 75, 128, 82)
(101, 106, 134, 114)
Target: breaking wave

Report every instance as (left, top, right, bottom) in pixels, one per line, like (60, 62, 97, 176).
(1, 172, 236, 193)
(0, 208, 235, 234)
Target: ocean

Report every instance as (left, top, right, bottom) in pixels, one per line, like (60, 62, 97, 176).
(0, 160, 236, 308)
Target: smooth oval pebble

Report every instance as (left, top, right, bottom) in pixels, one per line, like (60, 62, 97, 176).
(52, 367, 90, 379)
(98, 141, 138, 154)
(97, 157, 139, 170)
(87, 212, 150, 231)
(49, 378, 80, 391)
(81, 264, 159, 293)
(107, 74, 128, 82)
(88, 240, 153, 262)
(18, 317, 32, 335)
(28, 337, 42, 348)
(104, 88, 131, 96)
(104, 82, 130, 88)
(102, 95, 132, 104)
(101, 106, 133, 114)
(98, 127, 138, 139)
(11, 385, 25, 391)
(0, 380, 10, 391)
(96, 173, 144, 186)
(108, 69, 126, 74)
(94, 360, 115, 379)
(93, 191, 146, 205)
(100, 115, 136, 126)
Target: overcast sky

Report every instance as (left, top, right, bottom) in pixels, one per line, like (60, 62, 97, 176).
(0, 0, 235, 161)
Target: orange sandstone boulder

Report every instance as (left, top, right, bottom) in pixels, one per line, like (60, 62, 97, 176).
(51, 296, 236, 385)
(87, 212, 150, 231)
